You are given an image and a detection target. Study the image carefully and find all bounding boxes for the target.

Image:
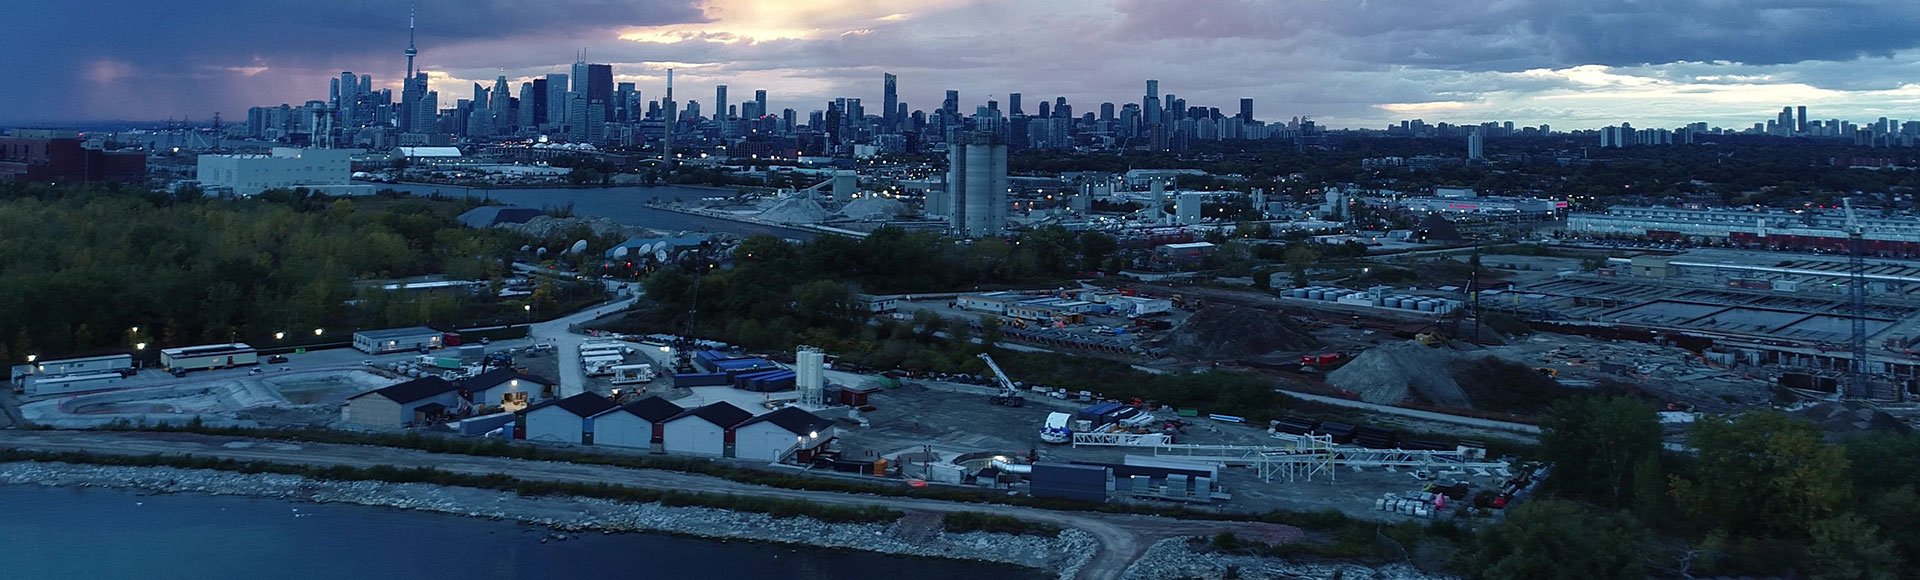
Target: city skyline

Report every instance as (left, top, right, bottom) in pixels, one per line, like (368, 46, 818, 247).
(9, 1, 1920, 129)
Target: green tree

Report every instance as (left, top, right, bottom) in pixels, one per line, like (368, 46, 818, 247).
(1079, 232, 1117, 272)
(1538, 396, 1662, 507)
(1807, 513, 1900, 580)
(1471, 499, 1646, 580)
(1672, 411, 1852, 538)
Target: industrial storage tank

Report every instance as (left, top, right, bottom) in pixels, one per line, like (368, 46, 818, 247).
(1287, 289, 1307, 298)
(1308, 289, 1325, 300)
(1386, 297, 1404, 309)
(1417, 300, 1436, 312)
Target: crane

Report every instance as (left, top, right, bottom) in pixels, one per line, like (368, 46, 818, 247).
(977, 352, 1025, 407)
(1843, 198, 1870, 399)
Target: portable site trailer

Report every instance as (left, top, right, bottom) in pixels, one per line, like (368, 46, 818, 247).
(160, 343, 259, 372)
(579, 341, 634, 354)
(579, 348, 626, 360)
(609, 364, 657, 385)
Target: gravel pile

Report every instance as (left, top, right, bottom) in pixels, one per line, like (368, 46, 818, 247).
(1166, 306, 1322, 359)
(495, 215, 636, 240)
(1327, 341, 1473, 407)
(838, 197, 908, 221)
(758, 196, 831, 224)
(1123, 537, 1455, 580)
(0, 462, 1089, 578)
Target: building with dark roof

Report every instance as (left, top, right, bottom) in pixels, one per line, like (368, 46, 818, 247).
(588, 396, 684, 451)
(517, 392, 617, 443)
(660, 401, 752, 457)
(733, 406, 837, 462)
(460, 368, 555, 412)
(343, 376, 463, 427)
(456, 206, 543, 228)
(0, 129, 146, 184)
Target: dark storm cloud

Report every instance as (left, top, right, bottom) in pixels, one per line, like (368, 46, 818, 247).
(0, 1, 703, 122)
(1111, 0, 1920, 69)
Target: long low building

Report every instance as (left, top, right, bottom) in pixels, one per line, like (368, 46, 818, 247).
(353, 327, 444, 354)
(196, 147, 374, 197)
(160, 343, 258, 371)
(1569, 206, 1920, 256)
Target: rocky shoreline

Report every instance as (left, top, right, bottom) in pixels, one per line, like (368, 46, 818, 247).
(0, 461, 1094, 578)
(1122, 537, 1456, 580)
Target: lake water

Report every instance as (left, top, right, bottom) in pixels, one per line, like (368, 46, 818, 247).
(369, 182, 820, 241)
(0, 485, 1042, 580)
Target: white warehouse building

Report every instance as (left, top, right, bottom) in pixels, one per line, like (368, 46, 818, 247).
(196, 147, 374, 197)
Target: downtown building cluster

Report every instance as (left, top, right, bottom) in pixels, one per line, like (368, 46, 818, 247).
(227, 14, 1310, 158)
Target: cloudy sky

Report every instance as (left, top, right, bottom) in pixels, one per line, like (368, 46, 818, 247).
(8, 0, 1920, 129)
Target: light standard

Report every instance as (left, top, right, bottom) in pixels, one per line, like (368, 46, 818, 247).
(524, 303, 533, 324)
(274, 331, 285, 341)
(313, 328, 324, 337)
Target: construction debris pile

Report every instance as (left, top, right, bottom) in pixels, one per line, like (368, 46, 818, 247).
(1326, 341, 1473, 407)
(838, 197, 908, 221)
(1166, 306, 1321, 360)
(757, 196, 831, 224)
(494, 216, 638, 240)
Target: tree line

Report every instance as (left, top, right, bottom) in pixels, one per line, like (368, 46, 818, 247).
(0, 183, 530, 362)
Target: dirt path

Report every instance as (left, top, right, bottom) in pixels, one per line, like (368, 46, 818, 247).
(0, 430, 1298, 579)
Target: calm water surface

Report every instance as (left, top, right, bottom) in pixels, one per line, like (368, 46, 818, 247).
(0, 485, 1044, 580)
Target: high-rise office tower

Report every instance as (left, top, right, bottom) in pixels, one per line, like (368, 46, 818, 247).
(1100, 102, 1115, 122)
(1054, 97, 1070, 120)
(754, 90, 767, 119)
(1038, 102, 1050, 119)
(1467, 127, 1484, 161)
(1238, 98, 1254, 122)
(882, 73, 898, 130)
(587, 64, 613, 121)
(544, 74, 568, 127)
(567, 93, 588, 142)
(517, 82, 535, 131)
(1797, 106, 1808, 133)
(571, 59, 589, 94)
(1143, 80, 1161, 126)
(490, 75, 512, 133)
(715, 84, 728, 122)
(615, 82, 635, 122)
(1007, 93, 1023, 117)
(943, 90, 959, 119)
(946, 132, 1008, 238)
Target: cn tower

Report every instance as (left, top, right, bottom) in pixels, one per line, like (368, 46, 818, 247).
(404, 4, 418, 80)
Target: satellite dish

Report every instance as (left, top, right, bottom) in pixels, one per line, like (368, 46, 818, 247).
(520, 244, 532, 252)
(612, 246, 630, 258)
(569, 239, 589, 255)
(536, 247, 549, 256)
(654, 250, 668, 262)
(644, 242, 661, 255)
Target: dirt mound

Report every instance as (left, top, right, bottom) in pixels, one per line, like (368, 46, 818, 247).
(839, 196, 907, 220)
(1327, 341, 1473, 407)
(1166, 306, 1321, 359)
(496, 215, 636, 240)
(758, 195, 830, 224)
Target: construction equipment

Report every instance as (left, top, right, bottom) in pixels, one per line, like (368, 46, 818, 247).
(1300, 352, 1349, 372)
(978, 353, 1026, 407)
(1843, 198, 1871, 398)
(1414, 332, 1446, 347)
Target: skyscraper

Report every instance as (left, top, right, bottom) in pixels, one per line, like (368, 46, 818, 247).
(587, 64, 613, 121)
(1467, 127, 1484, 161)
(1007, 93, 1022, 117)
(1143, 80, 1161, 126)
(490, 75, 512, 134)
(882, 73, 898, 131)
(715, 84, 728, 122)
(544, 74, 568, 127)
(1238, 98, 1254, 122)
(946, 131, 1008, 238)
(943, 90, 959, 120)
(1797, 106, 1808, 134)
(754, 90, 767, 119)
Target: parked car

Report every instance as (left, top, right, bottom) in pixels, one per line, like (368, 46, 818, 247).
(265, 355, 289, 364)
